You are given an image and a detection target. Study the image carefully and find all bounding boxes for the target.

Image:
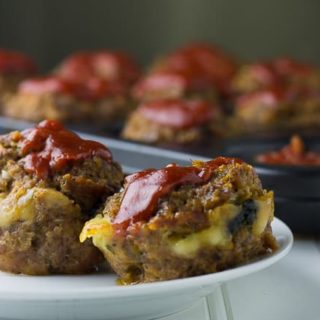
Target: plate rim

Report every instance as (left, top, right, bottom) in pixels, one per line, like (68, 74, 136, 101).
(0, 217, 293, 301)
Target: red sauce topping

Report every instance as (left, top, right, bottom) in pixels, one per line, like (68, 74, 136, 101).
(19, 120, 112, 179)
(161, 43, 237, 94)
(236, 58, 315, 94)
(19, 77, 75, 95)
(246, 63, 281, 87)
(93, 51, 140, 85)
(19, 76, 123, 101)
(132, 71, 190, 99)
(57, 50, 140, 86)
(256, 135, 320, 166)
(0, 49, 37, 75)
(72, 78, 124, 101)
(113, 157, 242, 230)
(138, 98, 216, 128)
(236, 86, 287, 108)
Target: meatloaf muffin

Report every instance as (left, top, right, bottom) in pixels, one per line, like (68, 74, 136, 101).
(55, 50, 141, 124)
(0, 120, 123, 275)
(230, 85, 320, 134)
(55, 50, 140, 87)
(155, 43, 237, 95)
(122, 98, 223, 144)
(132, 70, 218, 103)
(0, 49, 37, 108)
(143, 43, 237, 99)
(231, 57, 320, 95)
(231, 86, 291, 132)
(3, 76, 91, 122)
(81, 157, 278, 284)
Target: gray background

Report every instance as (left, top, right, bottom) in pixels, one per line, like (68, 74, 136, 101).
(0, 0, 318, 71)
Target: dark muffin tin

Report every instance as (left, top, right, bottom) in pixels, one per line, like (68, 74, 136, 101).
(0, 116, 318, 234)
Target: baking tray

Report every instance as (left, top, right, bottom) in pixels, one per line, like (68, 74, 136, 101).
(0, 117, 318, 234)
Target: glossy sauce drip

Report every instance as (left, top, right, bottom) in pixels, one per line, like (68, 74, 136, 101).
(113, 157, 242, 230)
(256, 135, 320, 165)
(138, 99, 216, 128)
(0, 49, 36, 74)
(20, 120, 112, 178)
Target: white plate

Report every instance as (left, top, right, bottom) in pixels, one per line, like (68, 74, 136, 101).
(0, 218, 293, 320)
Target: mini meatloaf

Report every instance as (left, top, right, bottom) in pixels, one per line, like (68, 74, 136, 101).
(231, 85, 320, 134)
(132, 70, 218, 103)
(231, 58, 320, 95)
(3, 76, 91, 122)
(232, 86, 291, 131)
(256, 135, 320, 165)
(122, 98, 222, 144)
(0, 120, 123, 275)
(55, 50, 141, 124)
(143, 43, 237, 99)
(81, 157, 278, 284)
(0, 49, 37, 107)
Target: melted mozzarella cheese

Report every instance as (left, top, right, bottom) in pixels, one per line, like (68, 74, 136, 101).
(0, 187, 77, 227)
(171, 193, 274, 258)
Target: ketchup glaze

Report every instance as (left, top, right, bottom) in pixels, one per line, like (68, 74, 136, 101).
(19, 76, 123, 101)
(138, 98, 216, 128)
(162, 43, 237, 94)
(20, 120, 112, 178)
(57, 50, 140, 86)
(236, 86, 287, 108)
(113, 157, 242, 230)
(19, 77, 75, 95)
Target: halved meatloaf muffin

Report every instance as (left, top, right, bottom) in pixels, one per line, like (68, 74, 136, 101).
(81, 157, 277, 284)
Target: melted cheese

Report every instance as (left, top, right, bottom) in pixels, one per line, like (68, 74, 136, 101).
(80, 215, 113, 252)
(252, 191, 274, 236)
(81, 193, 274, 259)
(171, 193, 274, 258)
(171, 203, 240, 257)
(0, 187, 77, 227)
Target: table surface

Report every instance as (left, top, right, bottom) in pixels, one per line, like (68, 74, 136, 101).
(164, 238, 320, 320)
